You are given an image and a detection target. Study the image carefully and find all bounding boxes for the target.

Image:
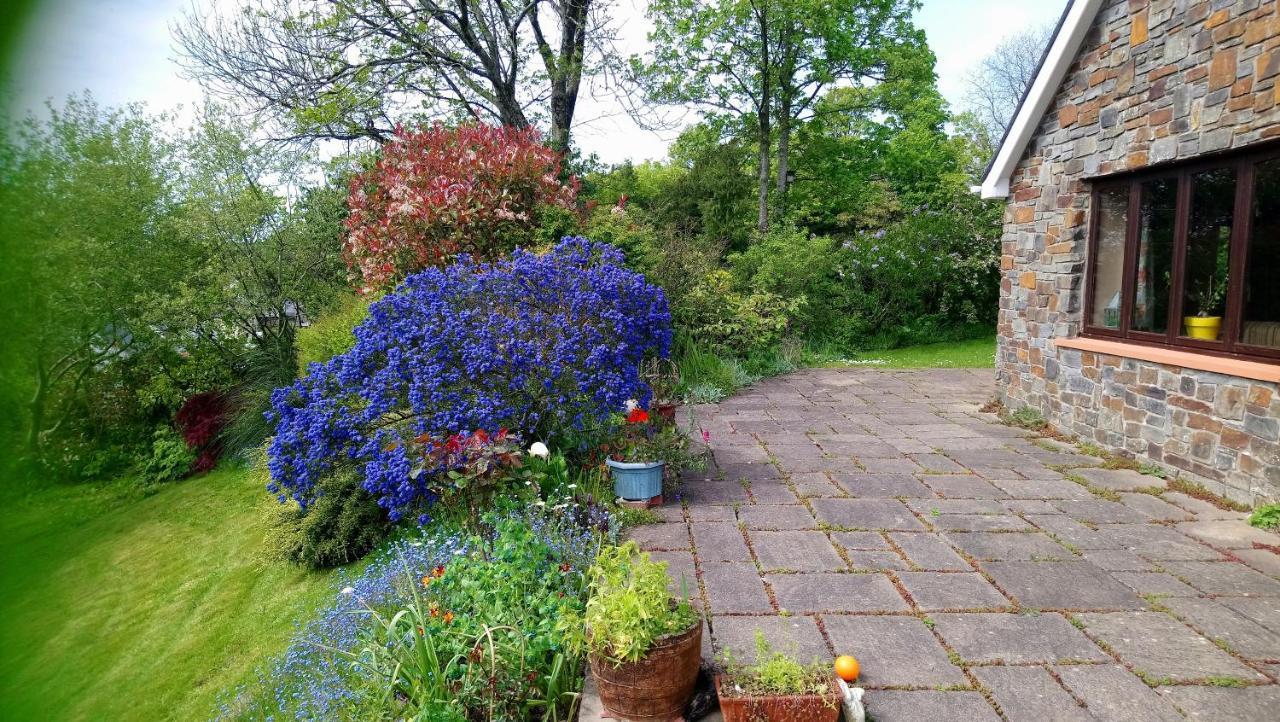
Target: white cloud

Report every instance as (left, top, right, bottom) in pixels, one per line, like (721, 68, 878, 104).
(6, 0, 1069, 163)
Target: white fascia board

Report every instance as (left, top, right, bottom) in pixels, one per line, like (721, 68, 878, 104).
(979, 0, 1105, 199)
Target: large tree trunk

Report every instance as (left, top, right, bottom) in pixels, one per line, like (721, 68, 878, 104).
(534, 0, 590, 151)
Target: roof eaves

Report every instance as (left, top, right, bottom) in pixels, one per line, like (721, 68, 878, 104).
(977, 0, 1105, 199)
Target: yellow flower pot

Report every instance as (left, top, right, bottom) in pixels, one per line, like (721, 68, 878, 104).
(1184, 315, 1222, 340)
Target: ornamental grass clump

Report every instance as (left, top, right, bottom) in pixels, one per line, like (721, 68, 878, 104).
(265, 238, 671, 522)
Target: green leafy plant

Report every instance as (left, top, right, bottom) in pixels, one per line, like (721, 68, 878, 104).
(718, 631, 834, 698)
(564, 541, 698, 664)
(1248, 503, 1280, 530)
(295, 292, 375, 371)
(140, 425, 196, 484)
(263, 466, 393, 568)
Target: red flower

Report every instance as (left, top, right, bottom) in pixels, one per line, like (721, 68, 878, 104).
(433, 564, 446, 578)
(626, 408, 649, 424)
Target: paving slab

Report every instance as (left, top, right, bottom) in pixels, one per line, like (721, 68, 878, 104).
(1235, 548, 1280, 578)
(832, 473, 938, 498)
(1095, 524, 1224, 561)
(749, 530, 845, 571)
(690, 522, 752, 562)
(828, 530, 890, 550)
(1175, 519, 1280, 549)
(1218, 596, 1280, 630)
(1082, 549, 1160, 571)
(710, 614, 828, 664)
(932, 513, 1035, 531)
(907, 498, 1006, 515)
(1116, 492, 1194, 521)
(980, 561, 1143, 610)
(623, 522, 690, 551)
(822, 615, 967, 687)
(1076, 611, 1267, 683)
(1161, 560, 1280, 596)
(735, 504, 816, 530)
(1053, 499, 1154, 525)
(700, 562, 773, 613)
(682, 480, 750, 505)
(1054, 664, 1185, 722)
(1161, 491, 1249, 520)
(845, 550, 910, 571)
(808, 498, 927, 530)
(1001, 498, 1063, 514)
(919, 474, 1010, 499)
(767, 572, 908, 614)
(786, 471, 844, 497)
(896, 571, 1012, 611)
(648, 550, 698, 598)
(888, 531, 972, 570)
(989, 477, 1096, 499)
(932, 612, 1109, 663)
(862, 691, 999, 721)
(1158, 684, 1280, 719)
(1075, 467, 1167, 491)
(972, 665, 1088, 722)
(1026, 514, 1124, 549)
(1161, 596, 1280, 659)
(1109, 571, 1200, 597)
(944, 531, 1074, 561)
(745, 481, 802, 504)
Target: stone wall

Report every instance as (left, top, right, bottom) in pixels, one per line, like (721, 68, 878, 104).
(996, 0, 1280, 502)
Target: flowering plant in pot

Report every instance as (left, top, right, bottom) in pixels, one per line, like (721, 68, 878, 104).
(716, 632, 842, 722)
(1184, 274, 1227, 340)
(603, 405, 705, 505)
(560, 541, 702, 721)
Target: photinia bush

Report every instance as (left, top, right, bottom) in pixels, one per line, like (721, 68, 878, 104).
(344, 123, 580, 290)
(266, 238, 671, 521)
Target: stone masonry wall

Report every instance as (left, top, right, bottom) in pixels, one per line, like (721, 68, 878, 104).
(997, 0, 1280, 502)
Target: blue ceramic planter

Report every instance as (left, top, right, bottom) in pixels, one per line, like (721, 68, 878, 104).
(607, 459, 665, 500)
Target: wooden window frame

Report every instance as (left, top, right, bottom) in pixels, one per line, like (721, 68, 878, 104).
(1082, 145, 1280, 364)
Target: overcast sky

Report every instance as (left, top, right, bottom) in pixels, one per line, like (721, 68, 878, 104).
(6, 0, 1067, 164)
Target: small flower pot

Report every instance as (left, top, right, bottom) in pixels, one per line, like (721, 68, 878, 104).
(607, 458, 665, 502)
(590, 618, 702, 721)
(715, 674, 843, 722)
(1184, 315, 1222, 340)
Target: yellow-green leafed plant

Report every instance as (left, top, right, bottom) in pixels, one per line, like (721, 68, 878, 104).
(563, 541, 698, 664)
(719, 631, 833, 698)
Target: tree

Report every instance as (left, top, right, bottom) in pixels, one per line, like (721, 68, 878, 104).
(0, 97, 181, 457)
(633, 0, 925, 232)
(962, 23, 1055, 156)
(174, 0, 613, 150)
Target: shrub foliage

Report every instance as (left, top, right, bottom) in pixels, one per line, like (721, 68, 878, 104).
(267, 239, 671, 521)
(343, 123, 579, 290)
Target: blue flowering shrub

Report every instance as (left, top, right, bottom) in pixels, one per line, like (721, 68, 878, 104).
(266, 238, 672, 522)
(219, 504, 612, 721)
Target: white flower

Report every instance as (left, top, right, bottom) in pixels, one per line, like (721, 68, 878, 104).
(528, 441, 550, 459)
(340, 587, 355, 595)
(535, 500, 546, 507)
(567, 483, 577, 489)
(624, 398, 638, 412)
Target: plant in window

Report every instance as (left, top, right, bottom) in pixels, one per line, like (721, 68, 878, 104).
(1185, 274, 1227, 340)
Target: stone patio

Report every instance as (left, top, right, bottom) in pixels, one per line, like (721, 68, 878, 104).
(628, 368, 1280, 721)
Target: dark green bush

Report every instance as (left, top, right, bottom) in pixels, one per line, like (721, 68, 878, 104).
(264, 467, 393, 568)
(140, 426, 196, 484)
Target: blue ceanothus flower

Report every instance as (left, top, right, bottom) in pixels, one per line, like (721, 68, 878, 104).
(265, 238, 672, 521)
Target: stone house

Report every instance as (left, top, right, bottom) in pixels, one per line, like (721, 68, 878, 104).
(978, 0, 1280, 502)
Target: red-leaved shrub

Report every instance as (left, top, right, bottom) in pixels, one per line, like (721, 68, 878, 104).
(175, 391, 229, 473)
(344, 123, 579, 290)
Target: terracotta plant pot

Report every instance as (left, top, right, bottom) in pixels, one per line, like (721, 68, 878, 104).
(654, 402, 678, 424)
(715, 674, 843, 722)
(1184, 315, 1222, 340)
(589, 619, 702, 721)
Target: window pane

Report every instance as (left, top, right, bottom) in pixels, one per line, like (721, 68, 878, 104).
(1090, 187, 1128, 328)
(1131, 178, 1177, 333)
(1243, 158, 1280, 349)
(1179, 167, 1235, 341)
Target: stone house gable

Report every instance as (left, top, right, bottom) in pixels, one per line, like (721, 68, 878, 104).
(992, 0, 1280, 502)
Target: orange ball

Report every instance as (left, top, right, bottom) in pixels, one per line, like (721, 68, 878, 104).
(834, 654, 860, 682)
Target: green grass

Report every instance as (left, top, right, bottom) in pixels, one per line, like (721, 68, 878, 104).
(0, 466, 343, 721)
(821, 335, 996, 369)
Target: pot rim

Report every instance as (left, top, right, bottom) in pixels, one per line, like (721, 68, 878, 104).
(605, 458, 665, 470)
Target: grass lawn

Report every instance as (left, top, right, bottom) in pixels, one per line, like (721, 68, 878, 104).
(827, 335, 996, 369)
(0, 466, 341, 721)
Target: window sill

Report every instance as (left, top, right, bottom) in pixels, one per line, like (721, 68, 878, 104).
(1054, 337, 1280, 383)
